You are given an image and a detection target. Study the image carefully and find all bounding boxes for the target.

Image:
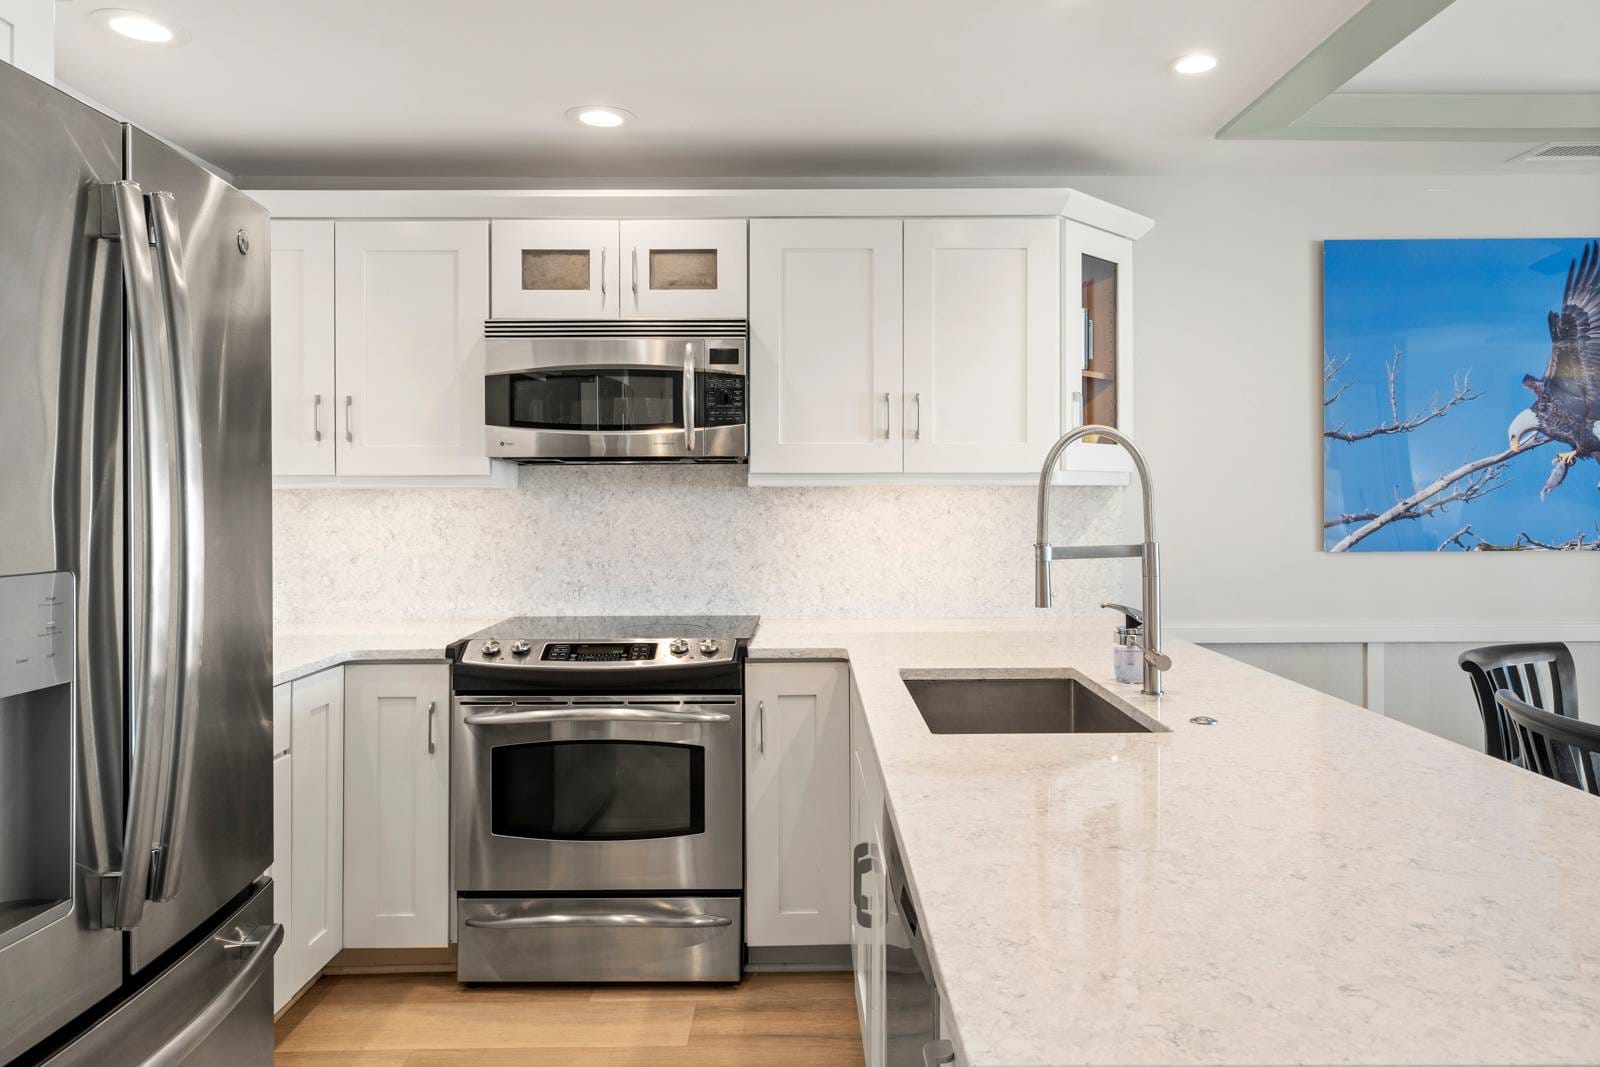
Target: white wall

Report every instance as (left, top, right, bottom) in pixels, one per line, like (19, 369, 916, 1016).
(1075, 174, 1600, 741)
(273, 465, 1123, 625)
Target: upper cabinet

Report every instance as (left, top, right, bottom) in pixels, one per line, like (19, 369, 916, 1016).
(903, 218, 1061, 474)
(270, 218, 499, 484)
(1059, 219, 1136, 476)
(491, 219, 618, 319)
(271, 221, 336, 477)
(749, 219, 903, 474)
(490, 218, 746, 320)
(0, 0, 55, 82)
(335, 221, 491, 477)
(621, 219, 747, 319)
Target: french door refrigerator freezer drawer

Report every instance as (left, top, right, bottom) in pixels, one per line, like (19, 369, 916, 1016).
(457, 895, 742, 982)
(44, 879, 278, 1067)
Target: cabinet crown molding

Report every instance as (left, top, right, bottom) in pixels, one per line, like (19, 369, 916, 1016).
(249, 188, 1154, 240)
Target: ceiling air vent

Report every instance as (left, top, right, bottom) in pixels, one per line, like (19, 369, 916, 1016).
(1514, 143, 1600, 162)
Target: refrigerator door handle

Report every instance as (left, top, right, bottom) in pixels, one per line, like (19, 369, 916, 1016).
(147, 190, 206, 903)
(135, 923, 282, 1067)
(98, 180, 180, 931)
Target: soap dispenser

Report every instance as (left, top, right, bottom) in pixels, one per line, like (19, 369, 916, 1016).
(1102, 602, 1144, 684)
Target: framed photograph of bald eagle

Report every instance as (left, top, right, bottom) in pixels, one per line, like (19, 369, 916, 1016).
(1323, 237, 1600, 552)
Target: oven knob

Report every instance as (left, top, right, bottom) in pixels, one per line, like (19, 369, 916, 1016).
(669, 638, 690, 656)
(510, 640, 532, 657)
(481, 640, 501, 657)
(698, 639, 721, 656)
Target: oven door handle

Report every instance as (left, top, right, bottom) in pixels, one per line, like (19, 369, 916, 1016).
(464, 912, 733, 930)
(462, 707, 732, 726)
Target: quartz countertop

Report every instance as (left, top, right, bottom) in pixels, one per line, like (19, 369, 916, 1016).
(751, 617, 1600, 1067)
(273, 615, 760, 686)
(273, 619, 499, 686)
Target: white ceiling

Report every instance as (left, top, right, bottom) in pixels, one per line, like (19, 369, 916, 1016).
(50, 0, 1594, 184)
(1343, 0, 1600, 94)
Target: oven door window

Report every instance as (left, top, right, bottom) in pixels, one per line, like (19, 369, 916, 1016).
(490, 740, 705, 841)
(508, 369, 682, 431)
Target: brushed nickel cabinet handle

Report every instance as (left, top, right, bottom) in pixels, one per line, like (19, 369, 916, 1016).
(881, 392, 891, 440)
(599, 246, 607, 305)
(312, 393, 323, 442)
(426, 700, 436, 754)
(757, 699, 765, 754)
(344, 395, 353, 443)
(631, 246, 639, 306)
(913, 392, 923, 440)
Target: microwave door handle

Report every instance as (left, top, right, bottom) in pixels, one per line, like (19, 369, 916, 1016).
(146, 190, 206, 903)
(683, 342, 695, 453)
(98, 180, 178, 930)
(463, 707, 732, 726)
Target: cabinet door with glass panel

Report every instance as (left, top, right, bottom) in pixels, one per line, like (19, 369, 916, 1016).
(1060, 219, 1135, 475)
(621, 219, 748, 319)
(491, 220, 621, 319)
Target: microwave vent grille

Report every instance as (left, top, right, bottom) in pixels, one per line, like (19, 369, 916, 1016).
(485, 319, 748, 339)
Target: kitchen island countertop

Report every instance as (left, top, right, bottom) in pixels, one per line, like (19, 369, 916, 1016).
(751, 617, 1600, 1067)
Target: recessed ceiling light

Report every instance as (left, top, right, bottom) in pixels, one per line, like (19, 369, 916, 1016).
(566, 105, 632, 128)
(1172, 53, 1218, 75)
(98, 9, 176, 43)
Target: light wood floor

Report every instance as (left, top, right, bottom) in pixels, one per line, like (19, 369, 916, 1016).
(274, 971, 865, 1066)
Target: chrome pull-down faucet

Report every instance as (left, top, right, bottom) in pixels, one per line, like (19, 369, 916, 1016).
(1034, 425, 1170, 696)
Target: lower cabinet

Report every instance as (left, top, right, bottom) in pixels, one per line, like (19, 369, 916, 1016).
(342, 664, 451, 948)
(278, 666, 344, 1011)
(270, 751, 293, 1011)
(851, 687, 889, 1067)
(745, 661, 851, 947)
(271, 661, 454, 1012)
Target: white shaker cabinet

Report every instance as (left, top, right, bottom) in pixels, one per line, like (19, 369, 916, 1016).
(0, 0, 54, 82)
(902, 218, 1061, 474)
(270, 220, 337, 477)
(334, 220, 491, 477)
(491, 219, 620, 319)
(620, 219, 747, 320)
(749, 219, 904, 474)
(342, 664, 451, 949)
(270, 751, 294, 1012)
(745, 662, 851, 947)
(285, 667, 344, 999)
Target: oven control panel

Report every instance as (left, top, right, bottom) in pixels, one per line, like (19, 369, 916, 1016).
(542, 642, 656, 663)
(460, 636, 738, 669)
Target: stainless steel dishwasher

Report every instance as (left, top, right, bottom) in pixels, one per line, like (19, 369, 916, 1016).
(884, 821, 953, 1066)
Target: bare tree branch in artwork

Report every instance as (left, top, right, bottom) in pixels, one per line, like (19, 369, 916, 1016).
(1323, 354, 1350, 408)
(1326, 438, 1557, 552)
(1433, 523, 1600, 552)
(1325, 463, 1509, 532)
(1324, 350, 1481, 443)
(1322, 353, 1571, 552)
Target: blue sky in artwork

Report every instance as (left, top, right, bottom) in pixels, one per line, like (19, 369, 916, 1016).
(1323, 238, 1599, 551)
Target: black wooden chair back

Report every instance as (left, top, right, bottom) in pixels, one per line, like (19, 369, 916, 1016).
(1495, 691, 1600, 796)
(1458, 643, 1578, 764)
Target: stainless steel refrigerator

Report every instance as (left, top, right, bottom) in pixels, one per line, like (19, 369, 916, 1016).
(0, 60, 276, 1066)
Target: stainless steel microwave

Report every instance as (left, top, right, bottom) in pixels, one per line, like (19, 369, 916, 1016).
(483, 320, 747, 462)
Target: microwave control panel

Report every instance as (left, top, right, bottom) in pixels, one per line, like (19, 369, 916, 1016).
(699, 373, 746, 427)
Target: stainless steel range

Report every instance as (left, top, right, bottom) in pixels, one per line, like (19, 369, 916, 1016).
(448, 617, 757, 983)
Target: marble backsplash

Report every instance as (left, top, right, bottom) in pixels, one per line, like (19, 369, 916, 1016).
(272, 465, 1126, 626)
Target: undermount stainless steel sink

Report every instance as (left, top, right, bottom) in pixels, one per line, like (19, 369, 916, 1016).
(903, 674, 1165, 735)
